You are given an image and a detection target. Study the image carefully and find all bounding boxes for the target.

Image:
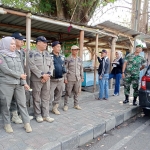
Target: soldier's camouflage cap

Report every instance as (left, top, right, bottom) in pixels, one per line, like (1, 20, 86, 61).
(136, 44, 143, 48)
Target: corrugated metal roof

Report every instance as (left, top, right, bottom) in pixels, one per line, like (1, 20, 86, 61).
(99, 21, 150, 41)
(99, 21, 139, 36)
(0, 5, 115, 42)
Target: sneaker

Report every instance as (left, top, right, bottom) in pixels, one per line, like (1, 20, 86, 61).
(24, 123, 32, 133)
(74, 105, 82, 110)
(12, 111, 23, 124)
(36, 116, 43, 123)
(95, 97, 102, 100)
(43, 117, 54, 123)
(113, 94, 119, 96)
(29, 116, 34, 120)
(63, 105, 68, 111)
(4, 124, 13, 133)
(103, 98, 108, 100)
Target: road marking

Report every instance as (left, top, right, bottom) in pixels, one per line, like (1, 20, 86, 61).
(108, 119, 150, 150)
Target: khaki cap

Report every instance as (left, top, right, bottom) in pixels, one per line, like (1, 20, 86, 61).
(71, 45, 80, 50)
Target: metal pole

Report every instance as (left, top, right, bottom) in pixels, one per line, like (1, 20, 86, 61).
(79, 30, 84, 60)
(93, 34, 98, 92)
(26, 13, 31, 85)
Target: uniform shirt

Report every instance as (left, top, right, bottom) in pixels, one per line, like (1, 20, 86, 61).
(16, 48, 25, 71)
(28, 49, 54, 81)
(64, 55, 83, 81)
(124, 53, 146, 75)
(16, 49, 25, 69)
(0, 54, 26, 85)
(50, 52, 65, 79)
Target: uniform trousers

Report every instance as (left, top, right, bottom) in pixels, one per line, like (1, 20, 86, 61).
(0, 84, 30, 124)
(64, 80, 80, 106)
(50, 78, 63, 106)
(10, 90, 30, 112)
(31, 80, 50, 117)
(123, 73, 139, 97)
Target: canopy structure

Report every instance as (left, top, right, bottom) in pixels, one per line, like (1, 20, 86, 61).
(0, 5, 150, 91)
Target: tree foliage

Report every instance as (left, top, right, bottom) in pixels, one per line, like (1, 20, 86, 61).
(1, 0, 116, 24)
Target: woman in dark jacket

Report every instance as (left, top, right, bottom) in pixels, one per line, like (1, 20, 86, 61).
(109, 51, 123, 96)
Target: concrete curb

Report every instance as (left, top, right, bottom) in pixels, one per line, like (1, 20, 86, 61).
(58, 107, 141, 150)
(40, 91, 141, 150)
(40, 106, 141, 150)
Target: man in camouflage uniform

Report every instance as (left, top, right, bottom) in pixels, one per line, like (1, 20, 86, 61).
(122, 44, 146, 105)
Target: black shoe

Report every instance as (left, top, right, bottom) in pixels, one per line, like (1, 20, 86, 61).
(95, 97, 102, 100)
(123, 100, 129, 104)
(133, 102, 137, 106)
(133, 97, 137, 106)
(123, 95, 129, 104)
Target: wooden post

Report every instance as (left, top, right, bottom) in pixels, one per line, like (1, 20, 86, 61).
(79, 30, 84, 93)
(79, 30, 84, 60)
(110, 37, 117, 89)
(93, 34, 99, 92)
(130, 40, 134, 53)
(26, 13, 31, 85)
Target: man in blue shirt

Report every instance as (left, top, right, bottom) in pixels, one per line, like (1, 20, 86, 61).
(50, 41, 66, 115)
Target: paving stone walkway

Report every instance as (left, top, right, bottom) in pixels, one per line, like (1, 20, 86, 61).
(0, 87, 141, 150)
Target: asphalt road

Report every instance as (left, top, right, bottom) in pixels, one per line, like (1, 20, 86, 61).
(76, 113, 150, 150)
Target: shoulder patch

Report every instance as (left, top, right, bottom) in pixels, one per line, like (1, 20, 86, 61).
(29, 52, 33, 58)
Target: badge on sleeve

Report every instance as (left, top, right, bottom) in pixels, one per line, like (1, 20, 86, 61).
(29, 52, 33, 58)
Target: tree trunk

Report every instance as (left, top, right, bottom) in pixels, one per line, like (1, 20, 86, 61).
(56, 0, 65, 19)
(131, 0, 141, 31)
(131, 0, 136, 29)
(139, 0, 148, 33)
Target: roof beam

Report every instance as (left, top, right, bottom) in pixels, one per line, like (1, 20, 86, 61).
(0, 23, 77, 39)
(97, 25, 134, 39)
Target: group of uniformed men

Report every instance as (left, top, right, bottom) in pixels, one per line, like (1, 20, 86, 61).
(10, 32, 84, 124)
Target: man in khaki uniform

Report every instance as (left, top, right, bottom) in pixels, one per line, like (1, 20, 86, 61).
(64, 45, 84, 111)
(29, 36, 54, 123)
(10, 32, 33, 124)
(50, 41, 66, 115)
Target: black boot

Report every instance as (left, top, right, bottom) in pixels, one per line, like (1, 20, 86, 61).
(123, 95, 129, 104)
(133, 97, 137, 106)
